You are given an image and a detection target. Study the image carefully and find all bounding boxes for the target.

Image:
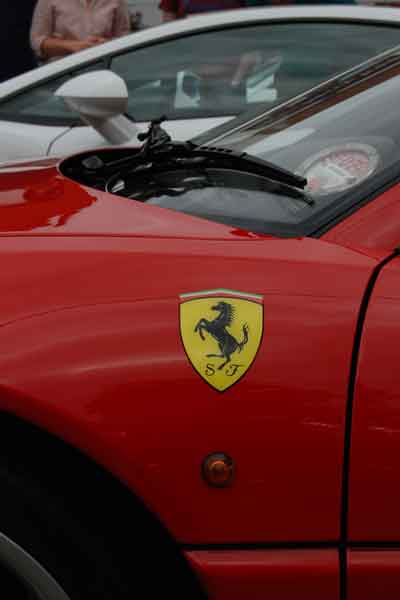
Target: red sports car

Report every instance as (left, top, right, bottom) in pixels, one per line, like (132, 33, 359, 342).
(1, 46, 400, 599)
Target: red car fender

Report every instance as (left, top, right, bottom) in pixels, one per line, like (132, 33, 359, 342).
(0, 233, 377, 545)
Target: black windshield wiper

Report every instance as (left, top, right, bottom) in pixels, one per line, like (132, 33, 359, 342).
(133, 116, 308, 190)
(83, 117, 311, 203)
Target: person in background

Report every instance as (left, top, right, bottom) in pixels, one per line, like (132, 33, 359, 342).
(0, 1, 37, 83)
(159, 0, 243, 21)
(30, 0, 131, 64)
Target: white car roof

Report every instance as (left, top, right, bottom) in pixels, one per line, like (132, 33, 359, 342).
(1, 5, 400, 98)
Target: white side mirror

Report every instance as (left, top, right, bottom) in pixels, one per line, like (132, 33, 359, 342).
(55, 70, 140, 145)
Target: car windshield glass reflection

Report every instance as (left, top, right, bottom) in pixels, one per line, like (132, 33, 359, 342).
(190, 50, 400, 230)
(61, 47, 400, 238)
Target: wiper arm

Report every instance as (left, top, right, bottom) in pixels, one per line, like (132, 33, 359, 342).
(82, 117, 311, 202)
(133, 117, 308, 190)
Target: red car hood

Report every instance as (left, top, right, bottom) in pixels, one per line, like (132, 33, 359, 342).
(0, 158, 260, 241)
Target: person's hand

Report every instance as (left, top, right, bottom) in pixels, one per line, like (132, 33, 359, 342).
(87, 36, 108, 45)
(41, 36, 107, 60)
(65, 39, 98, 53)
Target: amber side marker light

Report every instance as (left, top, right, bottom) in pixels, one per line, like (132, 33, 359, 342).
(202, 453, 235, 488)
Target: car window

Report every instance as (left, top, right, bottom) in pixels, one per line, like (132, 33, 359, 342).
(110, 22, 400, 122)
(0, 22, 399, 128)
(0, 61, 105, 126)
(193, 52, 400, 237)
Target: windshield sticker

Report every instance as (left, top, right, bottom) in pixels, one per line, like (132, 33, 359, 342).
(298, 142, 379, 196)
(179, 289, 263, 392)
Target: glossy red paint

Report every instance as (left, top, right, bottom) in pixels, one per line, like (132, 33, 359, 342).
(186, 549, 339, 600)
(349, 255, 400, 541)
(0, 160, 379, 546)
(6, 151, 400, 598)
(0, 159, 257, 239)
(322, 183, 400, 257)
(348, 550, 400, 599)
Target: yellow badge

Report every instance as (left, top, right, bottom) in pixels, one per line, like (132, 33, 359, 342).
(180, 289, 263, 392)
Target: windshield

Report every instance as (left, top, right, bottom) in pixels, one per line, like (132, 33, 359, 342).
(62, 47, 400, 238)
(188, 47, 400, 235)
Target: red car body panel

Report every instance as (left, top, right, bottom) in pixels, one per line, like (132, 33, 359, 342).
(0, 160, 244, 239)
(323, 185, 400, 257)
(0, 160, 377, 546)
(0, 234, 369, 545)
(1, 157, 399, 597)
(186, 549, 339, 600)
(349, 255, 400, 541)
(348, 550, 400, 600)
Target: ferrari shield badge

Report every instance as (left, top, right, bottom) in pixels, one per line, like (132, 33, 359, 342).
(179, 289, 263, 392)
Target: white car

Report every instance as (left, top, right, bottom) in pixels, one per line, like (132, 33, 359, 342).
(0, 5, 400, 162)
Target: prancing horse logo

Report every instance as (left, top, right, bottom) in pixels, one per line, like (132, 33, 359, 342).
(194, 301, 249, 370)
(180, 289, 263, 392)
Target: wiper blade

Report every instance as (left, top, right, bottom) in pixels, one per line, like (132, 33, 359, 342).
(82, 117, 310, 202)
(134, 117, 308, 190)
